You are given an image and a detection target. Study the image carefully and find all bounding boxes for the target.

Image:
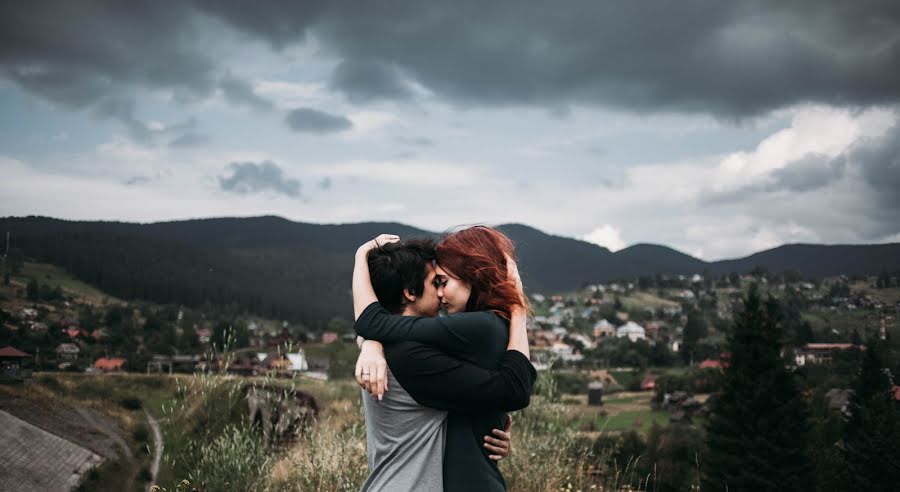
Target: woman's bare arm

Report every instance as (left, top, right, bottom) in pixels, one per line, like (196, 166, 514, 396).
(505, 255, 530, 359)
(353, 234, 399, 320)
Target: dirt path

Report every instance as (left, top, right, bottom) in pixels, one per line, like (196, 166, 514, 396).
(144, 409, 163, 489)
(74, 407, 134, 460)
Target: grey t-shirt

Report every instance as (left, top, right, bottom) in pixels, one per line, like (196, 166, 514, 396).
(360, 369, 447, 492)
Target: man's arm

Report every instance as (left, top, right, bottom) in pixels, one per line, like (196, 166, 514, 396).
(386, 341, 537, 413)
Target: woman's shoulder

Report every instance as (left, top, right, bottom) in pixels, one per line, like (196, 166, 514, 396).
(445, 310, 509, 328)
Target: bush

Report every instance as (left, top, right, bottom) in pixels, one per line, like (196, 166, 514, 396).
(120, 397, 143, 410)
(132, 425, 150, 444)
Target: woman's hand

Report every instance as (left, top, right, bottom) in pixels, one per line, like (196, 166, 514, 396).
(505, 254, 525, 306)
(357, 234, 400, 256)
(485, 414, 513, 461)
(355, 340, 388, 400)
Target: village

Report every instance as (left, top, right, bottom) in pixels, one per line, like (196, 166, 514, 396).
(3, 262, 899, 428)
(2, 260, 900, 491)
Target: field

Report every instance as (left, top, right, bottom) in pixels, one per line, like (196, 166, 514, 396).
(1, 371, 673, 491)
(5, 261, 121, 306)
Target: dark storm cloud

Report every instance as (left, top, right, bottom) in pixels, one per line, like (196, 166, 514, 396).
(703, 153, 848, 205)
(702, 115, 900, 237)
(197, 0, 900, 116)
(767, 154, 847, 193)
(284, 108, 352, 134)
(0, 1, 260, 137)
(4, 1, 900, 119)
(218, 161, 301, 197)
(849, 122, 900, 214)
(329, 60, 413, 103)
(0, 2, 215, 105)
(219, 74, 273, 112)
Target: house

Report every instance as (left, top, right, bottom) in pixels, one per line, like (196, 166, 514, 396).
(260, 354, 293, 372)
(287, 351, 309, 372)
(616, 321, 646, 342)
(66, 326, 90, 339)
(56, 343, 80, 360)
(699, 359, 723, 370)
(93, 357, 127, 372)
(794, 343, 860, 366)
(195, 327, 212, 344)
(321, 331, 339, 344)
(0, 346, 31, 380)
(593, 320, 615, 338)
(641, 374, 658, 391)
(146, 354, 202, 374)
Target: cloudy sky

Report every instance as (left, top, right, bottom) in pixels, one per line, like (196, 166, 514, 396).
(2, 1, 899, 260)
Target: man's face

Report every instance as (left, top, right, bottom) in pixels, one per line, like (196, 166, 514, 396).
(404, 263, 441, 317)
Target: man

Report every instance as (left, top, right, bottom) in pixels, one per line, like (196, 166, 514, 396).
(356, 239, 535, 491)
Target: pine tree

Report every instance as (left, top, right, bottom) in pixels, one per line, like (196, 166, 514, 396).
(703, 284, 813, 491)
(681, 309, 707, 365)
(841, 340, 900, 491)
(26, 278, 39, 301)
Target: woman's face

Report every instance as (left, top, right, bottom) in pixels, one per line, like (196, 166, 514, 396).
(434, 264, 471, 314)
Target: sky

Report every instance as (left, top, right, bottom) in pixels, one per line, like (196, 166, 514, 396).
(1, 1, 899, 260)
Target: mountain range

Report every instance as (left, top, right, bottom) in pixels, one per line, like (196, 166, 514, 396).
(2, 216, 898, 326)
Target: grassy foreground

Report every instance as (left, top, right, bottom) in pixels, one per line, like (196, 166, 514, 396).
(154, 371, 633, 491)
(8, 371, 663, 491)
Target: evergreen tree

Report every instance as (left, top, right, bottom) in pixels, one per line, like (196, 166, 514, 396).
(681, 309, 707, 365)
(703, 285, 813, 491)
(841, 340, 900, 491)
(26, 278, 39, 301)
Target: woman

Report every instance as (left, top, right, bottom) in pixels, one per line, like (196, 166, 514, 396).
(353, 226, 533, 491)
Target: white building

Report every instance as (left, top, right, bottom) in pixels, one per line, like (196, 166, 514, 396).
(616, 321, 646, 342)
(286, 351, 309, 372)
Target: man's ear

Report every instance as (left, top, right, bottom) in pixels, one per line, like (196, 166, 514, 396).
(402, 289, 417, 303)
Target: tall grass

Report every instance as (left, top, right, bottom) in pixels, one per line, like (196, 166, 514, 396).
(149, 339, 643, 491)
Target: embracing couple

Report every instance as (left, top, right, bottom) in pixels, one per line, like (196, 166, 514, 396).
(351, 225, 538, 491)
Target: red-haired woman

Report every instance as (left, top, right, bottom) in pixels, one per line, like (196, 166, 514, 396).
(352, 225, 534, 492)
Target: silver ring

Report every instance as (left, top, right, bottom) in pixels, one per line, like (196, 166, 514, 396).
(361, 372, 370, 376)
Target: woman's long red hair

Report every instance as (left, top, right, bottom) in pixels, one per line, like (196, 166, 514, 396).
(435, 225, 527, 320)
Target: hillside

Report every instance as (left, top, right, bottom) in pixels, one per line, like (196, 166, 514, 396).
(2, 215, 898, 327)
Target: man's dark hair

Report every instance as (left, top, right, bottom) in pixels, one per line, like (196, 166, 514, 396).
(367, 238, 436, 314)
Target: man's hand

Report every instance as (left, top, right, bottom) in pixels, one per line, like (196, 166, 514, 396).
(485, 414, 513, 461)
(355, 340, 388, 400)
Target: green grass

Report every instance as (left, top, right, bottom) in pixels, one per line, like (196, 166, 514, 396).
(598, 409, 670, 432)
(12, 261, 121, 304)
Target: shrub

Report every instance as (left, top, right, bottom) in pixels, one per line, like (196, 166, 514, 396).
(120, 397, 143, 410)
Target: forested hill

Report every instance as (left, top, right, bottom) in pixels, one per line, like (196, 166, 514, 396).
(2, 216, 899, 328)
